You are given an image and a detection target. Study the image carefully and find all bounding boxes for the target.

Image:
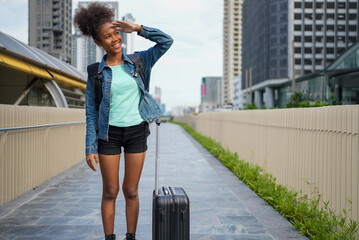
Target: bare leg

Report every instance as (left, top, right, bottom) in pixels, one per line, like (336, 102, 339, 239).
(99, 153, 120, 235)
(122, 152, 146, 234)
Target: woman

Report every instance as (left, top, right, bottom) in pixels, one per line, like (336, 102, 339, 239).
(73, 2, 173, 240)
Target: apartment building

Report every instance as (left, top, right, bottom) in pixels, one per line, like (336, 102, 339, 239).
(29, 0, 72, 63)
(241, 0, 359, 108)
(223, 0, 243, 106)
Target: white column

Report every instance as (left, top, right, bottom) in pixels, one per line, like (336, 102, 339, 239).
(265, 87, 274, 108)
(254, 90, 262, 108)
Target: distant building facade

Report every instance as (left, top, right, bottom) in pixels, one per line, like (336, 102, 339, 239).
(72, 1, 118, 73)
(200, 77, 222, 112)
(121, 13, 136, 54)
(223, 0, 243, 106)
(233, 75, 245, 109)
(242, 0, 359, 108)
(29, 0, 73, 63)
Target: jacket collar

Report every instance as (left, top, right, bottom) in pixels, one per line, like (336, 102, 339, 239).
(98, 52, 134, 73)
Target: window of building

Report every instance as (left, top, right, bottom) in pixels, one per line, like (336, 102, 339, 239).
(304, 36, 312, 42)
(294, 2, 302, 8)
(315, 59, 322, 65)
(315, 48, 322, 54)
(280, 47, 287, 55)
(349, 25, 357, 31)
(338, 36, 345, 42)
(316, 14, 323, 20)
(271, 15, 277, 23)
(294, 13, 302, 20)
(305, 25, 312, 31)
(305, 2, 313, 8)
(280, 14, 287, 22)
(295, 47, 301, 53)
(305, 13, 313, 20)
(280, 2, 287, 10)
(305, 48, 312, 53)
(327, 36, 334, 42)
(295, 59, 301, 64)
(294, 25, 302, 31)
(304, 59, 312, 65)
(327, 14, 335, 20)
(304, 70, 312, 74)
(316, 2, 323, 8)
(338, 2, 346, 8)
(349, 14, 357, 20)
(271, 4, 277, 11)
(327, 48, 334, 54)
(327, 25, 334, 31)
(349, 2, 357, 8)
(327, 2, 335, 8)
(271, 27, 277, 34)
(337, 48, 346, 54)
(349, 36, 357, 43)
(271, 60, 277, 67)
(338, 14, 346, 20)
(338, 25, 345, 31)
(316, 25, 323, 31)
(294, 36, 301, 42)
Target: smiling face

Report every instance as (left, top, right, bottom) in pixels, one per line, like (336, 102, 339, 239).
(95, 21, 122, 56)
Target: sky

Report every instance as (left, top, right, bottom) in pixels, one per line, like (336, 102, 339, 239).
(0, 0, 223, 111)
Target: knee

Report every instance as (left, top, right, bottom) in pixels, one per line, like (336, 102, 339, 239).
(103, 186, 119, 201)
(123, 187, 138, 201)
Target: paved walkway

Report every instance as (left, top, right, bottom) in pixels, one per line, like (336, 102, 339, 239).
(0, 123, 308, 240)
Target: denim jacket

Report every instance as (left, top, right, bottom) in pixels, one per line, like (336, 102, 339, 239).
(85, 26, 173, 155)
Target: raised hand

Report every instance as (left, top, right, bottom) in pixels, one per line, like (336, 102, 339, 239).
(111, 20, 142, 34)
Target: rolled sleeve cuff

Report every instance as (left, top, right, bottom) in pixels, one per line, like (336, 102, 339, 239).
(86, 145, 98, 155)
(138, 25, 151, 38)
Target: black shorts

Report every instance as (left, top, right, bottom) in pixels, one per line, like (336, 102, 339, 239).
(98, 121, 150, 155)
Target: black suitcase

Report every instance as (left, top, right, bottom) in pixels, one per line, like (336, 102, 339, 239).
(152, 120, 190, 240)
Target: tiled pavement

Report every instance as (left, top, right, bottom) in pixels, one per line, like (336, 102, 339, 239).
(0, 123, 308, 240)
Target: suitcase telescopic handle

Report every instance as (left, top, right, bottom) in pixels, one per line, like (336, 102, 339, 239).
(155, 119, 161, 196)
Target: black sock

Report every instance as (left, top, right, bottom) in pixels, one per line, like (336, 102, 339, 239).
(126, 233, 136, 240)
(105, 234, 116, 240)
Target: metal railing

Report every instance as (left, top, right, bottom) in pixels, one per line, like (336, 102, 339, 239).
(0, 104, 86, 206)
(175, 105, 359, 223)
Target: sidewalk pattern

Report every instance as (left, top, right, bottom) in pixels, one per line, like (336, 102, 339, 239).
(0, 123, 307, 240)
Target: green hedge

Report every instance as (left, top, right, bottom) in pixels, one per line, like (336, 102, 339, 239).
(172, 121, 358, 240)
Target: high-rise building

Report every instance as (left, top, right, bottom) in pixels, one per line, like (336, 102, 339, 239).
(153, 86, 161, 107)
(223, 0, 243, 107)
(200, 77, 222, 112)
(121, 13, 136, 54)
(29, 0, 73, 63)
(72, 1, 118, 73)
(242, 0, 359, 108)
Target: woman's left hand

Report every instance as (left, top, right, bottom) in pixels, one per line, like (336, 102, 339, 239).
(112, 20, 142, 34)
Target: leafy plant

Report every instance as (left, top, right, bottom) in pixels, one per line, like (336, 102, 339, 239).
(172, 121, 359, 240)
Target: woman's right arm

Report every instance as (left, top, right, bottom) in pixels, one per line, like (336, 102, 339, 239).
(85, 75, 99, 171)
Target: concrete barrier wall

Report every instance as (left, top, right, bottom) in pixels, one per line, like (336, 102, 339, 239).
(175, 105, 359, 222)
(0, 104, 86, 206)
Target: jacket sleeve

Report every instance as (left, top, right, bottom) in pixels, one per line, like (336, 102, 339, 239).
(137, 26, 173, 69)
(85, 75, 98, 155)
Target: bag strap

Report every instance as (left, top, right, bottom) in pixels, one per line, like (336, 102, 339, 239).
(87, 62, 102, 111)
(86, 53, 146, 112)
(127, 53, 148, 91)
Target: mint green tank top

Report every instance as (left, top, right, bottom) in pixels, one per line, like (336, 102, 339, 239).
(109, 65, 144, 127)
